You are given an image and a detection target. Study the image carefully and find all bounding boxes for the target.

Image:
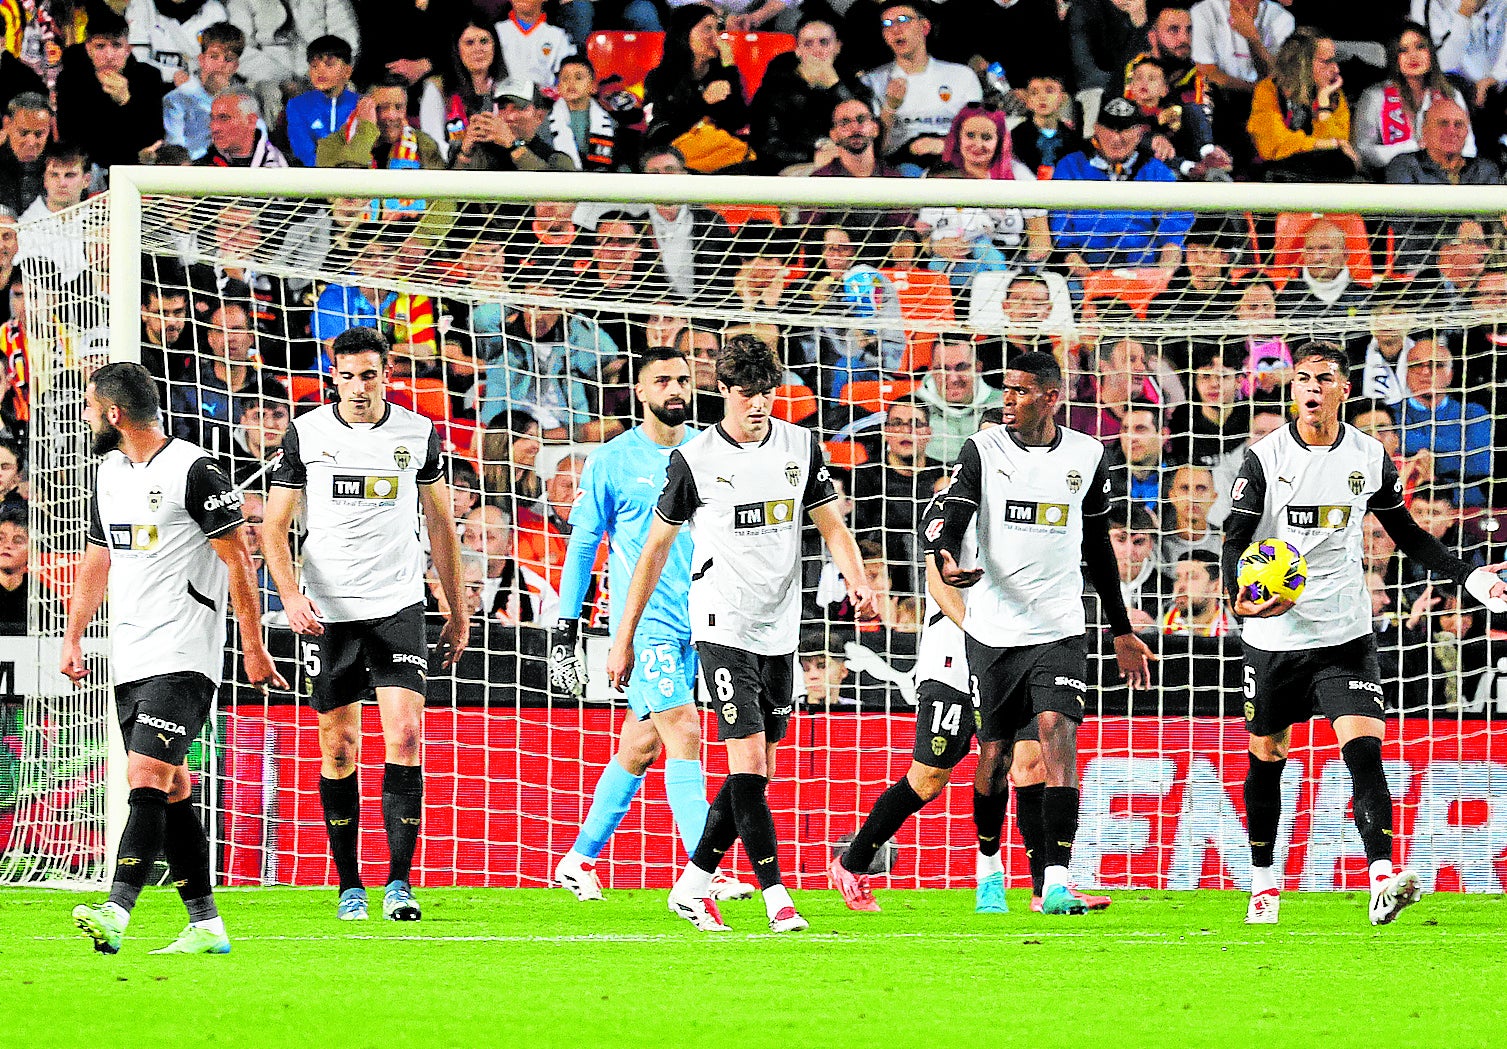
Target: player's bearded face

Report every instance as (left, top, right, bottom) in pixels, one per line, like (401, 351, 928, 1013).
(89, 413, 121, 456)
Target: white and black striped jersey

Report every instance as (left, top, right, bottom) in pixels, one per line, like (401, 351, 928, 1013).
(270, 402, 443, 622)
(1227, 421, 1403, 651)
(656, 419, 836, 656)
(88, 439, 242, 686)
(914, 495, 973, 694)
(943, 425, 1113, 648)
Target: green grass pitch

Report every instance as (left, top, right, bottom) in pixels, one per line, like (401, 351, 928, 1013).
(3, 887, 1505, 1048)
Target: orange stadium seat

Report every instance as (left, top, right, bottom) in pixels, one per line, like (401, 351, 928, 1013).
(387, 377, 450, 423)
(884, 268, 956, 373)
(1269, 212, 1374, 288)
(838, 379, 919, 414)
(719, 32, 794, 99)
(772, 383, 817, 423)
(713, 204, 784, 229)
(286, 372, 326, 403)
(1082, 267, 1173, 319)
(587, 31, 665, 93)
(822, 440, 868, 470)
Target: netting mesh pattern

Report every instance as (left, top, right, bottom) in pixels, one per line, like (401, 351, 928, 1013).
(10, 182, 1507, 891)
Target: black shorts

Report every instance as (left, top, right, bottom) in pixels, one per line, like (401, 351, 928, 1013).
(911, 680, 977, 768)
(1242, 634, 1387, 737)
(304, 602, 428, 714)
(965, 635, 1089, 743)
(115, 671, 216, 766)
(697, 642, 794, 744)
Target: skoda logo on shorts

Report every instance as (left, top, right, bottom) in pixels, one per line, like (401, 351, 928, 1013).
(1066, 470, 1083, 494)
(931, 735, 947, 757)
(394, 446, 412, 470)
(785, 461, 800, 487)
(722, 702, 737, 723)
(1349, 471, 1365, 496)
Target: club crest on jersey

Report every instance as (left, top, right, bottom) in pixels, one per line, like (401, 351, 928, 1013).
(1348, 471, 1365, 496)
(332, 474, 400, 502)
(1004, 500, 1070, 528)
(938, 85, 953, 102)
(394, 445, 413, 471)
(147, 487, 163, 513)
(930, 735, 947, 756)
(785, 460, 800, 487)
(1286, 504, 1351, 530)
(1066, 470, 1083, 494)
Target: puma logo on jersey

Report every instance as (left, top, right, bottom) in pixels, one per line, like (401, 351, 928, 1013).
(716, 475, 735, 487)
(1278, 475, 1295, 485)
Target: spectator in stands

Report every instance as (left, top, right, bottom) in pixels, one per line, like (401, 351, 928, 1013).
(1147, 213, 1244, 318)
(714, 0, 804, 34)
(1208, 405, 1283, 527)
(1414, 0, 1507, 111)
(1350, 400, 1432, 506)
(427, 549, 487, 624)
(862, 2, 981, 176)
(1116, 1, 1206, 111)
(315, 74, 444, 171)
(474, 282, 619, 443)
(0, 436, 23, 511)
(1384, 99, 1497, 186)
(188, 204, 304, 370)
(1404, 483, 1488, 580)
(812, 95, 903, 182)
(1167, 342, 1248, 467)
(418, 17, 507, 164)
(1050, 98, 1193, 274)
(751, 17, 870, 175)
(1356, 301, 1413, 405)
(635, 144, 736, 304)
(229, 382, 290, 487)
(1232, 277, 1291, 404)
(452, 79, 573, 171)
(0, 93, 51, 216)
(1123, 53, 1233, 179)
(170, 297, 259, 456)
(1103, 502, 1167, 630)
(17, 142, 90, 282)
(919, 103, 1050, 285)
(1010, 73, 1084, 178)
(643, 5, 749, 168)
(55, 10, 166, 172)
(227, 0, 358, 121)
(850, 395, 942, 591)
(916, 336, 1002, 463)
(480, 410, 545, 518)
(1190, 0, 1293, 103)
(1102, 401, 1168, 519)
(1248, 26, 1358, 181)
(568, 211, 671, 310)
(162, 21, 245, 162)
(1162, 462, 1221, 567)
(311, 222, 439, 371)
(197, 89, 289, 167)
(0, 210, 15, 328)
(1416, 218, 1493, 311)
(461, 502, 544, 624)
(284, 35, 359, 168)
(1274, 218, 1370, 320)
(800, 626, 856, 709)
(0, 502, 31, 633)
(1068, 335, 1159, 442)
(1068, 0, 1146, 97)
(548, 56, 625, 173)
(126, 0, 228, 85)
(495, 0, 577, 90)
(1160, 550, 1235, 636)
(516, 451, 590, 603)
(139, 255, 192, 395)
(1400, 334, 1492, 506)
(1356, 24, 1476, 177)
(975, 272, 1071, 385)
(1362, 511, 1401, 582)
(675, 323, 725, 426)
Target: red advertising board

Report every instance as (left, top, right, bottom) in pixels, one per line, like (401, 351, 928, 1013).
(219, 707, 1507, 892)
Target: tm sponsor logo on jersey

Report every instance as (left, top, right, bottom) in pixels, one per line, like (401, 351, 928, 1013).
(332, 474, 401, 502)
(1004, 500, 1070, 528)
(108, 524, 160, 551)
(1285, 504, 1351, 530)
(733, 499, 796, 531)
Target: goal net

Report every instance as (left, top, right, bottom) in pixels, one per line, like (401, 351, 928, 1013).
(6, 170, 1507, 893)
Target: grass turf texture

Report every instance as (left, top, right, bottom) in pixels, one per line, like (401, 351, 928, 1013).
(3, 888, 1504, 1048)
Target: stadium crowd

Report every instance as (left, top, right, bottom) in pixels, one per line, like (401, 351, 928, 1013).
(2, 0, 1506, 711)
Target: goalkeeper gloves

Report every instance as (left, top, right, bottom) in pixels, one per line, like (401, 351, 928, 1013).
(549, 618, 589, 697)
(1465, 568, 1507, 614)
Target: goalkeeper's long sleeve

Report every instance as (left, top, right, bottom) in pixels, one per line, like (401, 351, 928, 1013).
(556, 523, 606, 622)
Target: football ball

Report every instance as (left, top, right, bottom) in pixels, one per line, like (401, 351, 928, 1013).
(1237, 539, 1308, 605)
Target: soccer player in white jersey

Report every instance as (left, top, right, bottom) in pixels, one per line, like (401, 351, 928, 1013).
(1222, 342, 1507, 926)
(549, 348, 752, 903)
(263, 328, 468, 922)
(605, 335, 874, 932)
(64, 362, 286, 955)
(930, 351, 1154, 916)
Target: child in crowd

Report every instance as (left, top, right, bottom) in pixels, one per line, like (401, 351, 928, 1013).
(162, 22, 246, 161)
(549, 56, 622, 172)
(284, 36, 359, 168)
(1122, 55, 1231, 180)
(1009, 74, 1081, 179)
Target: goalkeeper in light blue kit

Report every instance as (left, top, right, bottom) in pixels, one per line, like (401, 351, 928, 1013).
(550, 347, 753, 902)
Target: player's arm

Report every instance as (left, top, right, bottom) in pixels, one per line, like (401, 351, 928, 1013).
(1369, 456, 1507, 613)
(804, 436, 875, 615)
(210, 531, 289, 692)
(1082, 455, 1155, 688)
(550, 457, 610, 696)
(60, 496, 109, 682)
(416, 429, 468, 667)
(925, 554, 965, 628)
(1221, 448, 1291, 619)
(931, 439, 984, 587)
(604, 514, 680, 691)
(261, 422, 323, 635)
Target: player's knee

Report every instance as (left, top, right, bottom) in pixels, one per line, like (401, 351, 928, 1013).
(1249, 734, 1288, 762)
(1010, 750, 1046, 786)
(385, 721, 422, 763)
(656, 708, 702, 761)
(1036, 712, 1076, 750)
(621, 733, 661, 774)
(907, 763, 950, 802)
(127, 764, 176, 793)
(321, 725, 361, 771)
